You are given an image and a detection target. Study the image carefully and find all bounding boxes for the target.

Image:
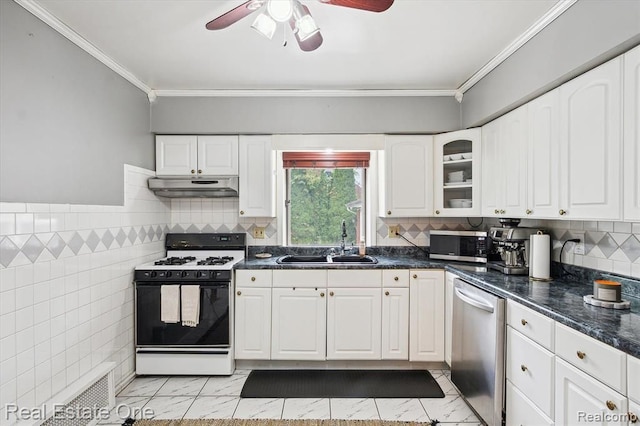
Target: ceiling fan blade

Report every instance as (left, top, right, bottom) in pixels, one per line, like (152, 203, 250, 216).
(205, 0, 264, 30)
(289, 5, 323, 51)
(319, 0, 393, 12)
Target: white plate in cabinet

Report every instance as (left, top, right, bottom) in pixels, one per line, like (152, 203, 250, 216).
(382, 269, 409, 288)
(555, 322, 626, 394)
(272, 269, 327, 288)
(381, 287, 409, 360)
(555, 358, 628, 426)
(234, 287, 271, 360)
(629, 355, 640, 404)
(507, 326, 555, 418)
(507, 300, 555, 351)
(327, 269, 382, 288)
(235, 270, 272, 288)
(506, 380, 554, 426)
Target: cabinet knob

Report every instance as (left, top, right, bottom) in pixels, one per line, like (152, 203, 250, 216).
(329, 291, 334, 296)
(320, 292, 325, 297)
(251, 276, 256, 282)
(435, 210, 440, 215)
(413, 274, 418, 279)
(198, 169, 202, 174)
(385, 291, 390, 296)
(521, 319, 527, 326)
(526, 209, 532, 215)
(559, 209, 567, 216)
(500, 209, 506, 214)
(494, 209, 500, 214)
(520, 364, 528, 372)
(240, 210, 245, 215)
(191, 169, 195, 174)
(577, 350, 586, 360)
(387, 210, 392, 215)
(237, 291, 241, 296)
(630, 412, 638, 423)
(606, 400, 617, 411)
(394, 276, 399, 281)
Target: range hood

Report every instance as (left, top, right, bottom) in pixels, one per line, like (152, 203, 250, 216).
(148, 176, 239, 198)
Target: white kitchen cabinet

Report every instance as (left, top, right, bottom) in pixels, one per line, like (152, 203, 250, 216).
(380, 135, 434, 217)
(506, 381, 554, 426)
(629, 355, 640, 404)
(234, 286, 271, 360)
(624, 45, 640, 221)
(555, 358, 628, 426)
(558, 57, 622, 220)
(271, 287, 326, 360)
(444, 271, 457, 367)
(327, 287, 382, 360)
(434, 128, 482, 216)
(155, 135, 239, 176)
(239, 135, 275, 217)
(526, 89, 561, 219)
(409, 270, 444, 362)
(481, 105, 528, 217)
(381, 287, 409, 360)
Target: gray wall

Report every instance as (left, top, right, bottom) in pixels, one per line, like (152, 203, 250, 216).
(0, 1, 154, 206)
(462, 0, 640, 128)
(151, 96, 461, 134)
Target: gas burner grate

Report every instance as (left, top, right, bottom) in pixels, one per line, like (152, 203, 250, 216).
(197, 256, 234, 266)
(154, 256, 196, 266)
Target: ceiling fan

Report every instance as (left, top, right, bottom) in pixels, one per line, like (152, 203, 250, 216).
(205, 0, 394, 52)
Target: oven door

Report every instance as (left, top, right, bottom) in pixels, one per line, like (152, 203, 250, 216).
(135, 282, 230, 347)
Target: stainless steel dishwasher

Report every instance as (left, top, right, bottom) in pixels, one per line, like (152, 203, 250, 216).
(451, 278, 505, 426)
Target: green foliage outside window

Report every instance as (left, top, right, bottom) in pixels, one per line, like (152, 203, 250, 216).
(289, 168, 363, 246)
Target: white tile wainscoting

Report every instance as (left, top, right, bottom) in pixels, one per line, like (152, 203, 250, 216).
(0, 165, 171, 424)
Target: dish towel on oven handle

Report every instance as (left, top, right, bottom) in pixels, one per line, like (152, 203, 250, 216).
(160, 285, 180, 323)
(181, 285, 200, 327)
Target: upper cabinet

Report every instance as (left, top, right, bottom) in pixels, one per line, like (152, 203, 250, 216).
(239, 135, 276, 217)
(559, 57, 622, 220)
(624, 45, 640, 221)
(481, 105, 528, 218)
(433, 129, 482, 217)
(156, 135, 239, 177)
(380, 135, 434, 217)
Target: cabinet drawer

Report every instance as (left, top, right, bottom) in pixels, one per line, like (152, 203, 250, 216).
(507, 300, 554, 350)
(555, 322, 626, 394)
(506, 380, 554, 426)
(273, 269, 327, 288)
(629, 355, 640, 404)
(328, 270, 382, 287)
(382, 269, 409, 287)
(507, 326, 554, 417)
(630, 400, 640, 425)
(235, 270, 272, 288)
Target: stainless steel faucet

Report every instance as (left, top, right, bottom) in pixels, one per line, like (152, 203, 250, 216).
(340, 220, 347, 255)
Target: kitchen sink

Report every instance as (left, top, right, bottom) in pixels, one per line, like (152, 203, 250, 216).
(276, 254, 378, 265)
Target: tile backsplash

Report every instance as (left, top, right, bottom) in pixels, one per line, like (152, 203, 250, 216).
(0, 166, 170, 422)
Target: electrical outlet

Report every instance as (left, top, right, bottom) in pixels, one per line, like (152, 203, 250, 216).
(388, 225, 400, 238)
(574, 241, 585, 255)
(253, 227, 265, 239)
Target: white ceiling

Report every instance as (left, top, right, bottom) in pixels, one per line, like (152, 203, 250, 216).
(26, 0, 564, 94)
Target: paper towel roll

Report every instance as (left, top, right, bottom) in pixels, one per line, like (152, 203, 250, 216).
(530, 233, 551, 280)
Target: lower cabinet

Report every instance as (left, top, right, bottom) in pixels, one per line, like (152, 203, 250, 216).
(234, 287, 271, 359)
(506, 381, 554, 426)
(381, 287, 409, 360)
(444, 271, 457, 367)
(271, 287, 326, 360)
(409, 270, 445, 362)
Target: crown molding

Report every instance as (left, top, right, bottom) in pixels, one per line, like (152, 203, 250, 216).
(151, 89, 458, 98)
(457, 0, 578, 94)
(14, 0, 152, 95)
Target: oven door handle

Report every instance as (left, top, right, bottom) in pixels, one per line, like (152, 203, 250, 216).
(454, 287, 495, 313)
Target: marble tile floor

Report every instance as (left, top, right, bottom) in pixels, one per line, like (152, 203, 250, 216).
(103, 370, 481, 425)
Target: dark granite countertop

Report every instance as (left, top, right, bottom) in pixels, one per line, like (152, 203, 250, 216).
(237, 249, 640, 358)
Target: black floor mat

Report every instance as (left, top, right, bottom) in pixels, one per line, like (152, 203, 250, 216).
(240, 369, 445, 398)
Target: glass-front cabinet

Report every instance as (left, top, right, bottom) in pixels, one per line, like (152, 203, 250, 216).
(433, 129, 482, 216)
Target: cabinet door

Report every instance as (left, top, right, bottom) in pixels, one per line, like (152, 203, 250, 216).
(239, 135, 275, 217)
(381, 135, 433, 217)
(555, 358, 628, 426)
(560, 58, 622, 220)
(527, 89, 561, 219)
(433, 129, 482, 216)
(481, 120, 501, 216)
(155, 135, 198, 176)
(381, 287, 409, 360)
(624, 45, 640, 221)
(234, 287, 271, 360)
(327, 288, 381, 360)
(500, 105, 529, 217)
(409, 270, 445, 362)
(506, 380, 554, 426)
(444, 271, 458, 367)
(271, 287, 326, 360)
(197, 135, 239, 175)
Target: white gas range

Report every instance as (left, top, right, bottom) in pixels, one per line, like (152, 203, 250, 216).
(133, 233, 246, 375)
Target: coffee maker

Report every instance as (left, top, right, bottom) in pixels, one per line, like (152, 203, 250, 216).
(488, 218, 544, 275)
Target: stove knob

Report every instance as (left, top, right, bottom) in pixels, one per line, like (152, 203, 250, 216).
(181, 271, 189, 278)
(166, 271, 172, 278)
(150, 271, 157, 278)
(196, 271, 205, 278)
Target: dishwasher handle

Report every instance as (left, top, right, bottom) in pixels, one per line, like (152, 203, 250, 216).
(454, 287, 495, 313)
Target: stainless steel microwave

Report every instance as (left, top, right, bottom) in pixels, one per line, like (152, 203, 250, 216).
(429, 230, 489, 263)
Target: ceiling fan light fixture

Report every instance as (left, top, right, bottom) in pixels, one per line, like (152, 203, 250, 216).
(267, 0, 293, 22)
(251, 12, 277, 39)
(295, 14, 320, 41)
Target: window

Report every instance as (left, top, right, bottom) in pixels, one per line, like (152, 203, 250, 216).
(284, 152, 369, 247)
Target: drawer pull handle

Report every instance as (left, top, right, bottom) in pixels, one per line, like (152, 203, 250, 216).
(577, 350, 586, 360)
(329, 291, 334, 296)
(526, 209, 532, 215)
(606, 400, 616, 411)
(394, 276, 399, 281)
(413, 274, 418, 279)
(237, 291, 241, 296)
(559, 209, 567, 216)
(251, 277, 256, 281)
(629, 412, 638, 423)
(387, 210, 392, 215)
(385, 291, 390, 296)
(520, 364, 528, 372)
(320, 292, 325, 297)
(521, 319, 527, 326)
